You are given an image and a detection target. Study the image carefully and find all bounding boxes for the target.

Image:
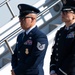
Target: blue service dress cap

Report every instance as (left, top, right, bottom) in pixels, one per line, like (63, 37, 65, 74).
(62, 0, 75, 11)
(18, 4, 40, 18)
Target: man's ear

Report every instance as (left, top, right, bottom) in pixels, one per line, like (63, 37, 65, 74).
(73, 14, 75, 20)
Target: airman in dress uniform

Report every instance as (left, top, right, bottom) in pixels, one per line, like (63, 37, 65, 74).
(50, 0, 75, 75)
(11, 4, 48, 75)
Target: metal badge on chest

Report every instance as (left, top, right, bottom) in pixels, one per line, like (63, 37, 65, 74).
(25, 48, 29, 54)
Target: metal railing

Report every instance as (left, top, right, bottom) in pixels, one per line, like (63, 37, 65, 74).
(0, 0, 15, 18)
(5, 40, 14, 54)
(0, 0, 10, 7)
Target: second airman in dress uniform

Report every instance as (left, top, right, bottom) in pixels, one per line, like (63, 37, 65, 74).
(50, 0, 75, 75)
(11, 4, 48, 75)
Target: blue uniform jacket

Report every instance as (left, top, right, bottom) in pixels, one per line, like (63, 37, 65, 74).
(11, 26, 48, 75)
(50, 23, 75, 75)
